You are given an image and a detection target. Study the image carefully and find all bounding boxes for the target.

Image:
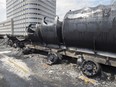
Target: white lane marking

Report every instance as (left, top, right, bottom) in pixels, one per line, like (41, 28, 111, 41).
(0, 54, 32, 80)
(0, 51, 11, 54)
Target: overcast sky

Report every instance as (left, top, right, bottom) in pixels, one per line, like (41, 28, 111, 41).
(0, 0, 6, 21)
(0, 0, 113, 22)
(57, 0, 112, 20)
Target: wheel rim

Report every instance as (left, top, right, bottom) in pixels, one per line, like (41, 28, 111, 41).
(82, 61, 98, 77)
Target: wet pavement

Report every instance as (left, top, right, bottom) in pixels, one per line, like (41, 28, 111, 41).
(0, 45, 116, 87)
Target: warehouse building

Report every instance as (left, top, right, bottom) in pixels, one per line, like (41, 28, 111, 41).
(0, 0, 56, 36)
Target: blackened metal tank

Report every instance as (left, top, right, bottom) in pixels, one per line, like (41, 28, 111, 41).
(36, 17, 62, 45)
(62, 5, 116, 53)
(26, 24, 43, 43)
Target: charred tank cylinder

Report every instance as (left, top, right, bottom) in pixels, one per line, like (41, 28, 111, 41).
(62, 5, 116, 53)
(27, 17, 62, 45)
(27, 5, 116, 53)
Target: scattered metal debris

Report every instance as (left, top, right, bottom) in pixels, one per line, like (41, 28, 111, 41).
(79, 75, 99, 85)
(0, 46, 116, 87)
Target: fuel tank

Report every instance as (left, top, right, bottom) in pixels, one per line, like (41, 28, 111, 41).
(26, 24, 43, 43)
(62, 5, 116, 53)
(36, 17, 62, 45)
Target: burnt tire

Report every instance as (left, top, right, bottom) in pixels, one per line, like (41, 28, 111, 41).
(8, 40, 13, 47)
(47, 53, 60, 65)
(81, 61, 101, 77)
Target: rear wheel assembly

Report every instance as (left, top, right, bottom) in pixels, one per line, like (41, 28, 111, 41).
(81, 61, 101, 77)
(7, 40, 13, 47)
(47, 53, 61, 65)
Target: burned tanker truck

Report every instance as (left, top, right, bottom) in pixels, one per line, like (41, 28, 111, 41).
(2, 5, 116, 77)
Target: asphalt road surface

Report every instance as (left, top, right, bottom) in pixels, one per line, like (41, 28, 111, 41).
(0, 46, 116, 87)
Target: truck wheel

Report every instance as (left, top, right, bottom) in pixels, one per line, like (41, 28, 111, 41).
(8, 40, 13, 47)
(81, 61, 101, 77)
(47, 53, 60, 65)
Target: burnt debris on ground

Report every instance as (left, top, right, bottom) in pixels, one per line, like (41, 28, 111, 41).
(0, 44, 116, 87)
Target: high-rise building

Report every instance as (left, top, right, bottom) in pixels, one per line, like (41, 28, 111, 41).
(6, 0, 56, 35)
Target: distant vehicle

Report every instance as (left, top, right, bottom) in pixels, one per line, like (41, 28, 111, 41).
(1, 5, 116, 77)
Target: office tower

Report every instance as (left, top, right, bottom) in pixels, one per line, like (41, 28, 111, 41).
(6, 0, 56, 35)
